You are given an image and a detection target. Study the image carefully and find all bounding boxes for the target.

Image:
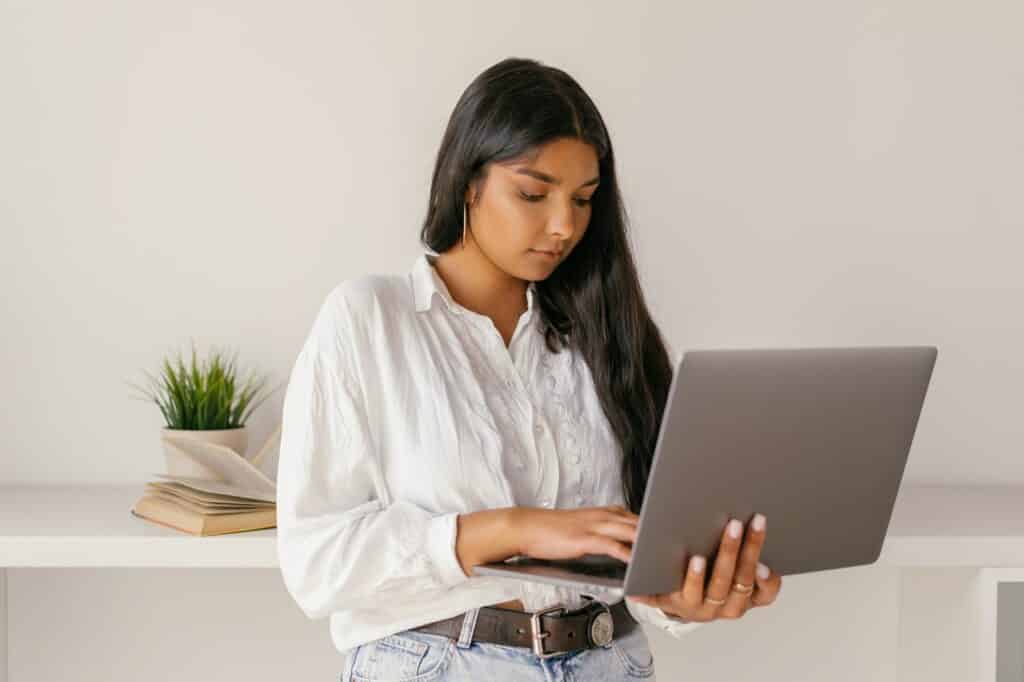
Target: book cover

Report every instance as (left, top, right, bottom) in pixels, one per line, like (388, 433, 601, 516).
(131, 493, 276, 536)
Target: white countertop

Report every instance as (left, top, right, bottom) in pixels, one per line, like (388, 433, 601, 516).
(1, 483, 1022, 568)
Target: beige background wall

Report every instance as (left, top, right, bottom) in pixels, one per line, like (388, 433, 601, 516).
(3, 1, 1020, 680)
(5, 0, 1022, 489)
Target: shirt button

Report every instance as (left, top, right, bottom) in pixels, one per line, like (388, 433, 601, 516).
(575, 495, 584, 505)
(534, 423, 545, 436)
(505, 378, 516, 390)
(571, 453, 581, 464)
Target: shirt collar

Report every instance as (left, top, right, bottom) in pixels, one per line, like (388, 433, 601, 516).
(411, 249, 537, 316)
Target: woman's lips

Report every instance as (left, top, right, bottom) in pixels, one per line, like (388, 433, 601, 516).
(530, 249, 560, 259)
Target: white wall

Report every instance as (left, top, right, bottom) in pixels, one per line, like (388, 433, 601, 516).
(3, 1, 1020, 680)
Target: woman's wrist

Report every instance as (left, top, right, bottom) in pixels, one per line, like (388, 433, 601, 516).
(455, 507, 527, 576)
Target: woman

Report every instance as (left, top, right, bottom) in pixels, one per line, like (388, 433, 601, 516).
(277, 57, 782, 682)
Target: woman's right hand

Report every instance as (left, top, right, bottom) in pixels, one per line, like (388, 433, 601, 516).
(513, 504, 639, 564)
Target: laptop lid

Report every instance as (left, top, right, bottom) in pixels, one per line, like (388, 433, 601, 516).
(474, 346, 938, 598)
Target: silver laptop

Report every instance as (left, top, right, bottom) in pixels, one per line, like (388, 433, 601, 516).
(472, 346, 938, 598)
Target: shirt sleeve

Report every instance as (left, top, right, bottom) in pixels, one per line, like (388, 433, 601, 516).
(624, 597, 705, 638)
(275, 287, 470, 620)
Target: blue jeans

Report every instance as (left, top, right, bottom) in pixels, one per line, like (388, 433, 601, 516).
(340, 607, 658, 681)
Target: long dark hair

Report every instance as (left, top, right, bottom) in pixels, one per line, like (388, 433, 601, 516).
(420, 57, 673, 515)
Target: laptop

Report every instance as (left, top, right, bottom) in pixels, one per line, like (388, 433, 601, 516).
(472, 346, 938, 598)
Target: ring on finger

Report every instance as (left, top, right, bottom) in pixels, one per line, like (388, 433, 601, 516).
(704, 595, 727, 606)
(732, 581, 754, 594)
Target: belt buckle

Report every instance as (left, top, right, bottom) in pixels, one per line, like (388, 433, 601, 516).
(530, 603, 568, 659)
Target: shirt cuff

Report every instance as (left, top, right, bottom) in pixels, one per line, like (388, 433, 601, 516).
(624, 597, 705, 638)
(426, 511, 471, 587)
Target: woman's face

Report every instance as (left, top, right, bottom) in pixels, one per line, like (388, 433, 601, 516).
(465, 137, 600, 282)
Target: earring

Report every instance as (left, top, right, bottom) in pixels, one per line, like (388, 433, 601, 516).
(462, 201, 468, 249)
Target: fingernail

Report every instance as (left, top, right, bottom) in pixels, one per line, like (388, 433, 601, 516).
(690, 555, 705, 574)
(728, 519, 742, 538)
(757, 562, 770, 580)
(752, 513, 766, 532)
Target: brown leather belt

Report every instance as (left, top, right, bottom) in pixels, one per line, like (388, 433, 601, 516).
(410, 598, 637, 659)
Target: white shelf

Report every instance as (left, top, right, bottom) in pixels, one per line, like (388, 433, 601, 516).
(1, 483, 1023, 568)
(0, 484, 276, 567)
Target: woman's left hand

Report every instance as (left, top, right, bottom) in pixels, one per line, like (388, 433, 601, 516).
(627, 513, 782, 622)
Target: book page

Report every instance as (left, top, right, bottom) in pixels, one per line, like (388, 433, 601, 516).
(146, 480, 273, 507)
(146, 489, 264, 515)
(151, 472, 276, 503)
(161, 436, 276, 496)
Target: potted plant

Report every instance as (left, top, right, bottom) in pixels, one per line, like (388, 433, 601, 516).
(128, 340, 279, 479)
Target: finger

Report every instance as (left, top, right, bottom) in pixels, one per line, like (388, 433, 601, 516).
(592, 520, 639, 546)
(630, 553, 708, 620)
(661, 551, 709, 618)
(736, 514, 766, 588)
(678, 554, 707, 612)
(725, 513, 766, 612)
(751, 564, 782, 607)
(603, 505, 640, 524)
(606, 503, 639, 517)
(705, 518, 744, 608)
(590, 535, 634, 564)
(609, 513, 639, 526)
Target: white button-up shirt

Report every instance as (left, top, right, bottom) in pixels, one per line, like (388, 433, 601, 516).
(276, 250, 702, 657)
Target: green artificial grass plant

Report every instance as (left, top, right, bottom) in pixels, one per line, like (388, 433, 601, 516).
(129, 340, 276, 430)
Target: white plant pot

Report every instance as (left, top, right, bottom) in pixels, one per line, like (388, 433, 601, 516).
(161, 427, 249, 479)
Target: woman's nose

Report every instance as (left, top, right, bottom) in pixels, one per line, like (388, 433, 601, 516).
(547, 205, 577, 240)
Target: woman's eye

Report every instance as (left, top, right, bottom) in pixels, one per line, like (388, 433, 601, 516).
(519, 190, 592, 207)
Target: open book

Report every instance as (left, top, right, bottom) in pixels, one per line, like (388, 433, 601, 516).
(130, 426, 280, 536)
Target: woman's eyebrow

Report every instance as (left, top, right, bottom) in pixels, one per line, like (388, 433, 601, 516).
(514, 168, 600, 189)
